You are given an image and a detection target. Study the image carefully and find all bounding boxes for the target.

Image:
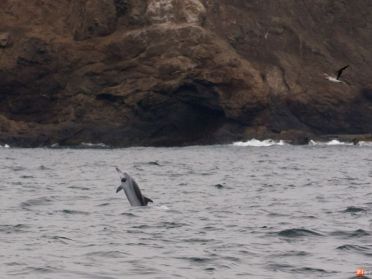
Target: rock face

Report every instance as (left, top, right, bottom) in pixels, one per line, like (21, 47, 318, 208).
(0, 0, 371, 146)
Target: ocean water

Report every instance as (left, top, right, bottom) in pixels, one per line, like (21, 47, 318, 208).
(0, 143, 371, 278)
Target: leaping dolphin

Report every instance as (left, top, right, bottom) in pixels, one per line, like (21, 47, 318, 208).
(115, 167, 153, 206)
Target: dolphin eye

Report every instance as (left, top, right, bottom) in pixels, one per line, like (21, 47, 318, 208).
(121, 178, 127, 182)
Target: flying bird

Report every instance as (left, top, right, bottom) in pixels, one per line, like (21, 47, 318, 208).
(323, 65, 350, 83)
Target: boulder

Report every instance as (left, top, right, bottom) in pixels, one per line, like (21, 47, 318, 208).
(0, 32, 11, 48)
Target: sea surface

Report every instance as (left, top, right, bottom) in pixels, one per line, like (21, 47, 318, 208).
(1, 141, 372, 278)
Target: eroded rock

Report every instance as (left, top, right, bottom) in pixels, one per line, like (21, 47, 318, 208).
(0, 32, 11, 48)
(0, 0, 371, 146)
(69, 0, 118, 40)
(146, 0, 206, 25)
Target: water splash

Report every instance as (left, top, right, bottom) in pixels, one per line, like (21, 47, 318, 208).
(233, 139, 286, 147)
(309, 139, 354, 146)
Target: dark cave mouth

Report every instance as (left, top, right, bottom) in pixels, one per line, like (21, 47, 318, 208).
(143, 101, 227, 146)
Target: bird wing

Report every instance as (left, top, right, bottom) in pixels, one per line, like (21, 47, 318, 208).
(336, 65, 349, 80)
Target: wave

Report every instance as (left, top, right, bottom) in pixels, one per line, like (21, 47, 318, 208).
(60, 209, 90, 215)
(85, 250, 129, 258)
(309, 139, 354, 146)
(329, 229, 369, 238)
(336, 244, 371, 254)
(21, 197, 55, 208)
(0, 224, 29, 234)
(342, 206, 367, 213)
(0, 144, 10, 148)
(233, 139, 286, 147)
(277, 228, 323, 237)
(50, 142, 110, 149)
(233, 138, 371, 147)
(309, 139, 370, 146)
(156, 205, 170, 210)
(79, 142, 110, 148)
(358, 141, 372, 146)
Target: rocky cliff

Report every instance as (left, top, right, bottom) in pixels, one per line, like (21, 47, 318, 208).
(1, 0, 372, 146)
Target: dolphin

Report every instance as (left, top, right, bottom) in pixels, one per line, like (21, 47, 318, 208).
(115, 167, 153, 206)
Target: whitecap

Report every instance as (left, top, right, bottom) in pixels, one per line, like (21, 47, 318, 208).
(358, 141, 372, 147)
(0, 144, 10, 148)
(155, 205, 170, 210)
(79, 142, 109, 148)
(308, 140, 318, 146)
(309, 139, 353, 146)
(233, 139, 286, 147)
(326, 139, 353, 146)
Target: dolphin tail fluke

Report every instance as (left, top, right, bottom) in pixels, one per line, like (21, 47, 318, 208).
(144, 196, 153, 205)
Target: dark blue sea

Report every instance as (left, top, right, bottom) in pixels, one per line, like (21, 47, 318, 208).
(1, 141, 371, 278)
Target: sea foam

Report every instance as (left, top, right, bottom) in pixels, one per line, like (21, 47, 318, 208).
(233, 139, 286, 147)
(309, 140, 353, 146)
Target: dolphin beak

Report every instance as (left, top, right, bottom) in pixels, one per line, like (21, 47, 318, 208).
(116, 185, 123, 193)
(115, 167, 125, 180)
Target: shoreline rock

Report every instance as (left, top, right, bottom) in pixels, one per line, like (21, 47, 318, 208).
(0, 1, 371, 147)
